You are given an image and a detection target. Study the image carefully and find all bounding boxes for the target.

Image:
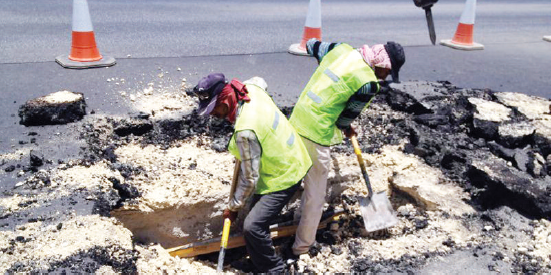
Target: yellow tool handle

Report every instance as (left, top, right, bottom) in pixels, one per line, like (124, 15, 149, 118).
(221, 218, 231, 248)
(217, 218, 230, 272)
(350, 135, 363, 161)
(350, 135, 374, 198)
(217, 159, 241, 272)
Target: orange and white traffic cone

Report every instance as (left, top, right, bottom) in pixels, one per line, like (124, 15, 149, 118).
(440, 0, 484, 50)
(544, 36, 551, 42)
(288, 0, 322, 56)
(56, 0, 116, 69)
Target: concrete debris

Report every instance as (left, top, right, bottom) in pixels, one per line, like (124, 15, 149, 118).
(112, 118, 154, 137)
(469, 97, 512, 122)
(469, 97, 512, 140)
(467, 153, 551, 218)
(498, 122, 536, 148)
(18, 91, 86, 126)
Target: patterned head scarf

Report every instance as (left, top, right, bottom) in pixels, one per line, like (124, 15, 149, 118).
(358, 44, 391, 70)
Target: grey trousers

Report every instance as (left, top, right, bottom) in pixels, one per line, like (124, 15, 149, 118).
(244, 182, 300, 273)
(293, 137, 331, 255)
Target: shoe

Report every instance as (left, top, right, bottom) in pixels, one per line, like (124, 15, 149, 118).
(308, 241, 322, 257)
(283, 260, 298, 274)
(281, 242, 299, 265)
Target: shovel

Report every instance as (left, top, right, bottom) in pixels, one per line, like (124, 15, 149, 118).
(350, 135, 398, 232)
(217, 159, 241, 272)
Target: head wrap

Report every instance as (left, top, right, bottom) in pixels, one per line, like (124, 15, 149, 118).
(358, 44, 392, 70)
(215, 78, 250, 123)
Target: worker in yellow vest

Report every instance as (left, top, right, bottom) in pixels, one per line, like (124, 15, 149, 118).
(190, 73, 312, 273)
(287, 39, 405, 259)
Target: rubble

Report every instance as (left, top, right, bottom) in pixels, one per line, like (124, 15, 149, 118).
(18, 91, 86, 126)
(0, 79, 550, 273)
(467, 153, 551, 218)
(469, 97, 512, 140)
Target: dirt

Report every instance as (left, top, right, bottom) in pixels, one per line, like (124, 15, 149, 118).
(0, 76, 550, 273)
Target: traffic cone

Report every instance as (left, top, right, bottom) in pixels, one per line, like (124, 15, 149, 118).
(56, 0, 116, 69)
(544, 36, 551, 42)
(288, 0, 321, 56)
(440, 0, 484, 50)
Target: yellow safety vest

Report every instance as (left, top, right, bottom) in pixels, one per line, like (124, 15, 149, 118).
(228, 81, 312, 195)
(290, 43, 379, 146)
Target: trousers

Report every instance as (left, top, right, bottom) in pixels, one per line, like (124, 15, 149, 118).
(244, 182, 300, 272)
(292, 137, 331, 255)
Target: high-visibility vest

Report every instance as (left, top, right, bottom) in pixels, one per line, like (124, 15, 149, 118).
(228, 80, 312, 195)
(290, 43, 379, 146)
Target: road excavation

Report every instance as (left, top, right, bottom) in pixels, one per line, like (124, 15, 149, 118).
(1, 75, 550, 273)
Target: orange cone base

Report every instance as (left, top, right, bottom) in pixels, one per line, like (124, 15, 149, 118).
(289, 27, 321, 56)
(440, 39, 484, 51)
(56, 54, 116, 69)
(288, 43, 309, 56)
(543, 36, 551, 42)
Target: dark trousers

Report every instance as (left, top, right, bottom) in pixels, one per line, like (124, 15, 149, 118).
(243, 182, 300, 273)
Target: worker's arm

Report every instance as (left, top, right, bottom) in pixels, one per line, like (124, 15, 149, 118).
(306, 38, 342, 63)
(336, 82, 380, 131)
(227, 130, 261, 211)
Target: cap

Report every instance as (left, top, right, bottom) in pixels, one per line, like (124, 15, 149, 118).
(193, 73, 227, 115)
(384, 42, 405, 83)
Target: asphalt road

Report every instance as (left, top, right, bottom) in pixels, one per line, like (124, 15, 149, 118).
(1, 0, 550, 98)
(1, 0, 550, 175)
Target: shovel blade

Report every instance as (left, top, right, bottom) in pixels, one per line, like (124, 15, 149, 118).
(359, 191, 398, 232)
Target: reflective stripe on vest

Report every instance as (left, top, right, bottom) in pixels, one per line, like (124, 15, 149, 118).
(228, 80, 312, 195)
(290, 44, 379, 146)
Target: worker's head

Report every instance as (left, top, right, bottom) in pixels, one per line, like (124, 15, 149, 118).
(191, 73, 229, 118)
(360, 42, 405, 83)
(384, 42, 405, 83)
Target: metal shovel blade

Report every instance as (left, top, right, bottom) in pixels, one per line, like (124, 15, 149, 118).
(359, 191, 398, 232)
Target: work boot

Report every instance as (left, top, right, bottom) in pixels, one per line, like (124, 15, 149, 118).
(282, 245, 299, 264)
(280, 240, 299, 263)
(308, 241, 322, 257)
(283, 259, 298, 274)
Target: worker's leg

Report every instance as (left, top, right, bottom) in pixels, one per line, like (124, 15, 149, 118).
(292, 137, 331, 255)
(243, 182, 300, 272)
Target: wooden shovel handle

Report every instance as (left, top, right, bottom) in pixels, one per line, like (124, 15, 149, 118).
(229, 159, 241, 200)
(350, 135, 373, 198)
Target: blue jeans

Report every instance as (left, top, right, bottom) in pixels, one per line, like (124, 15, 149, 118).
(243, 182, 300, 273)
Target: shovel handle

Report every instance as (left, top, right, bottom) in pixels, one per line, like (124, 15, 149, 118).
(217, 159, 241, 272)
(229, 159, 241, 201)
(350, 135, 373, 198)
(217, 218, 231, 272)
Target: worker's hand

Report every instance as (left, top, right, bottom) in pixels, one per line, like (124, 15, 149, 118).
(343, 126, 357, 139)
(223, 209, 238, 223)
(378, 81, 392, 94)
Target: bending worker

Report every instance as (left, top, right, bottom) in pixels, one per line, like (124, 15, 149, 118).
(288, 39, 405, 257)
(190, 73, 312, 273)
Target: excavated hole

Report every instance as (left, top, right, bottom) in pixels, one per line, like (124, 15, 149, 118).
(389, 186, 425, 211)
(84, 85, 551, 273)
(111, 200, 228, 248)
